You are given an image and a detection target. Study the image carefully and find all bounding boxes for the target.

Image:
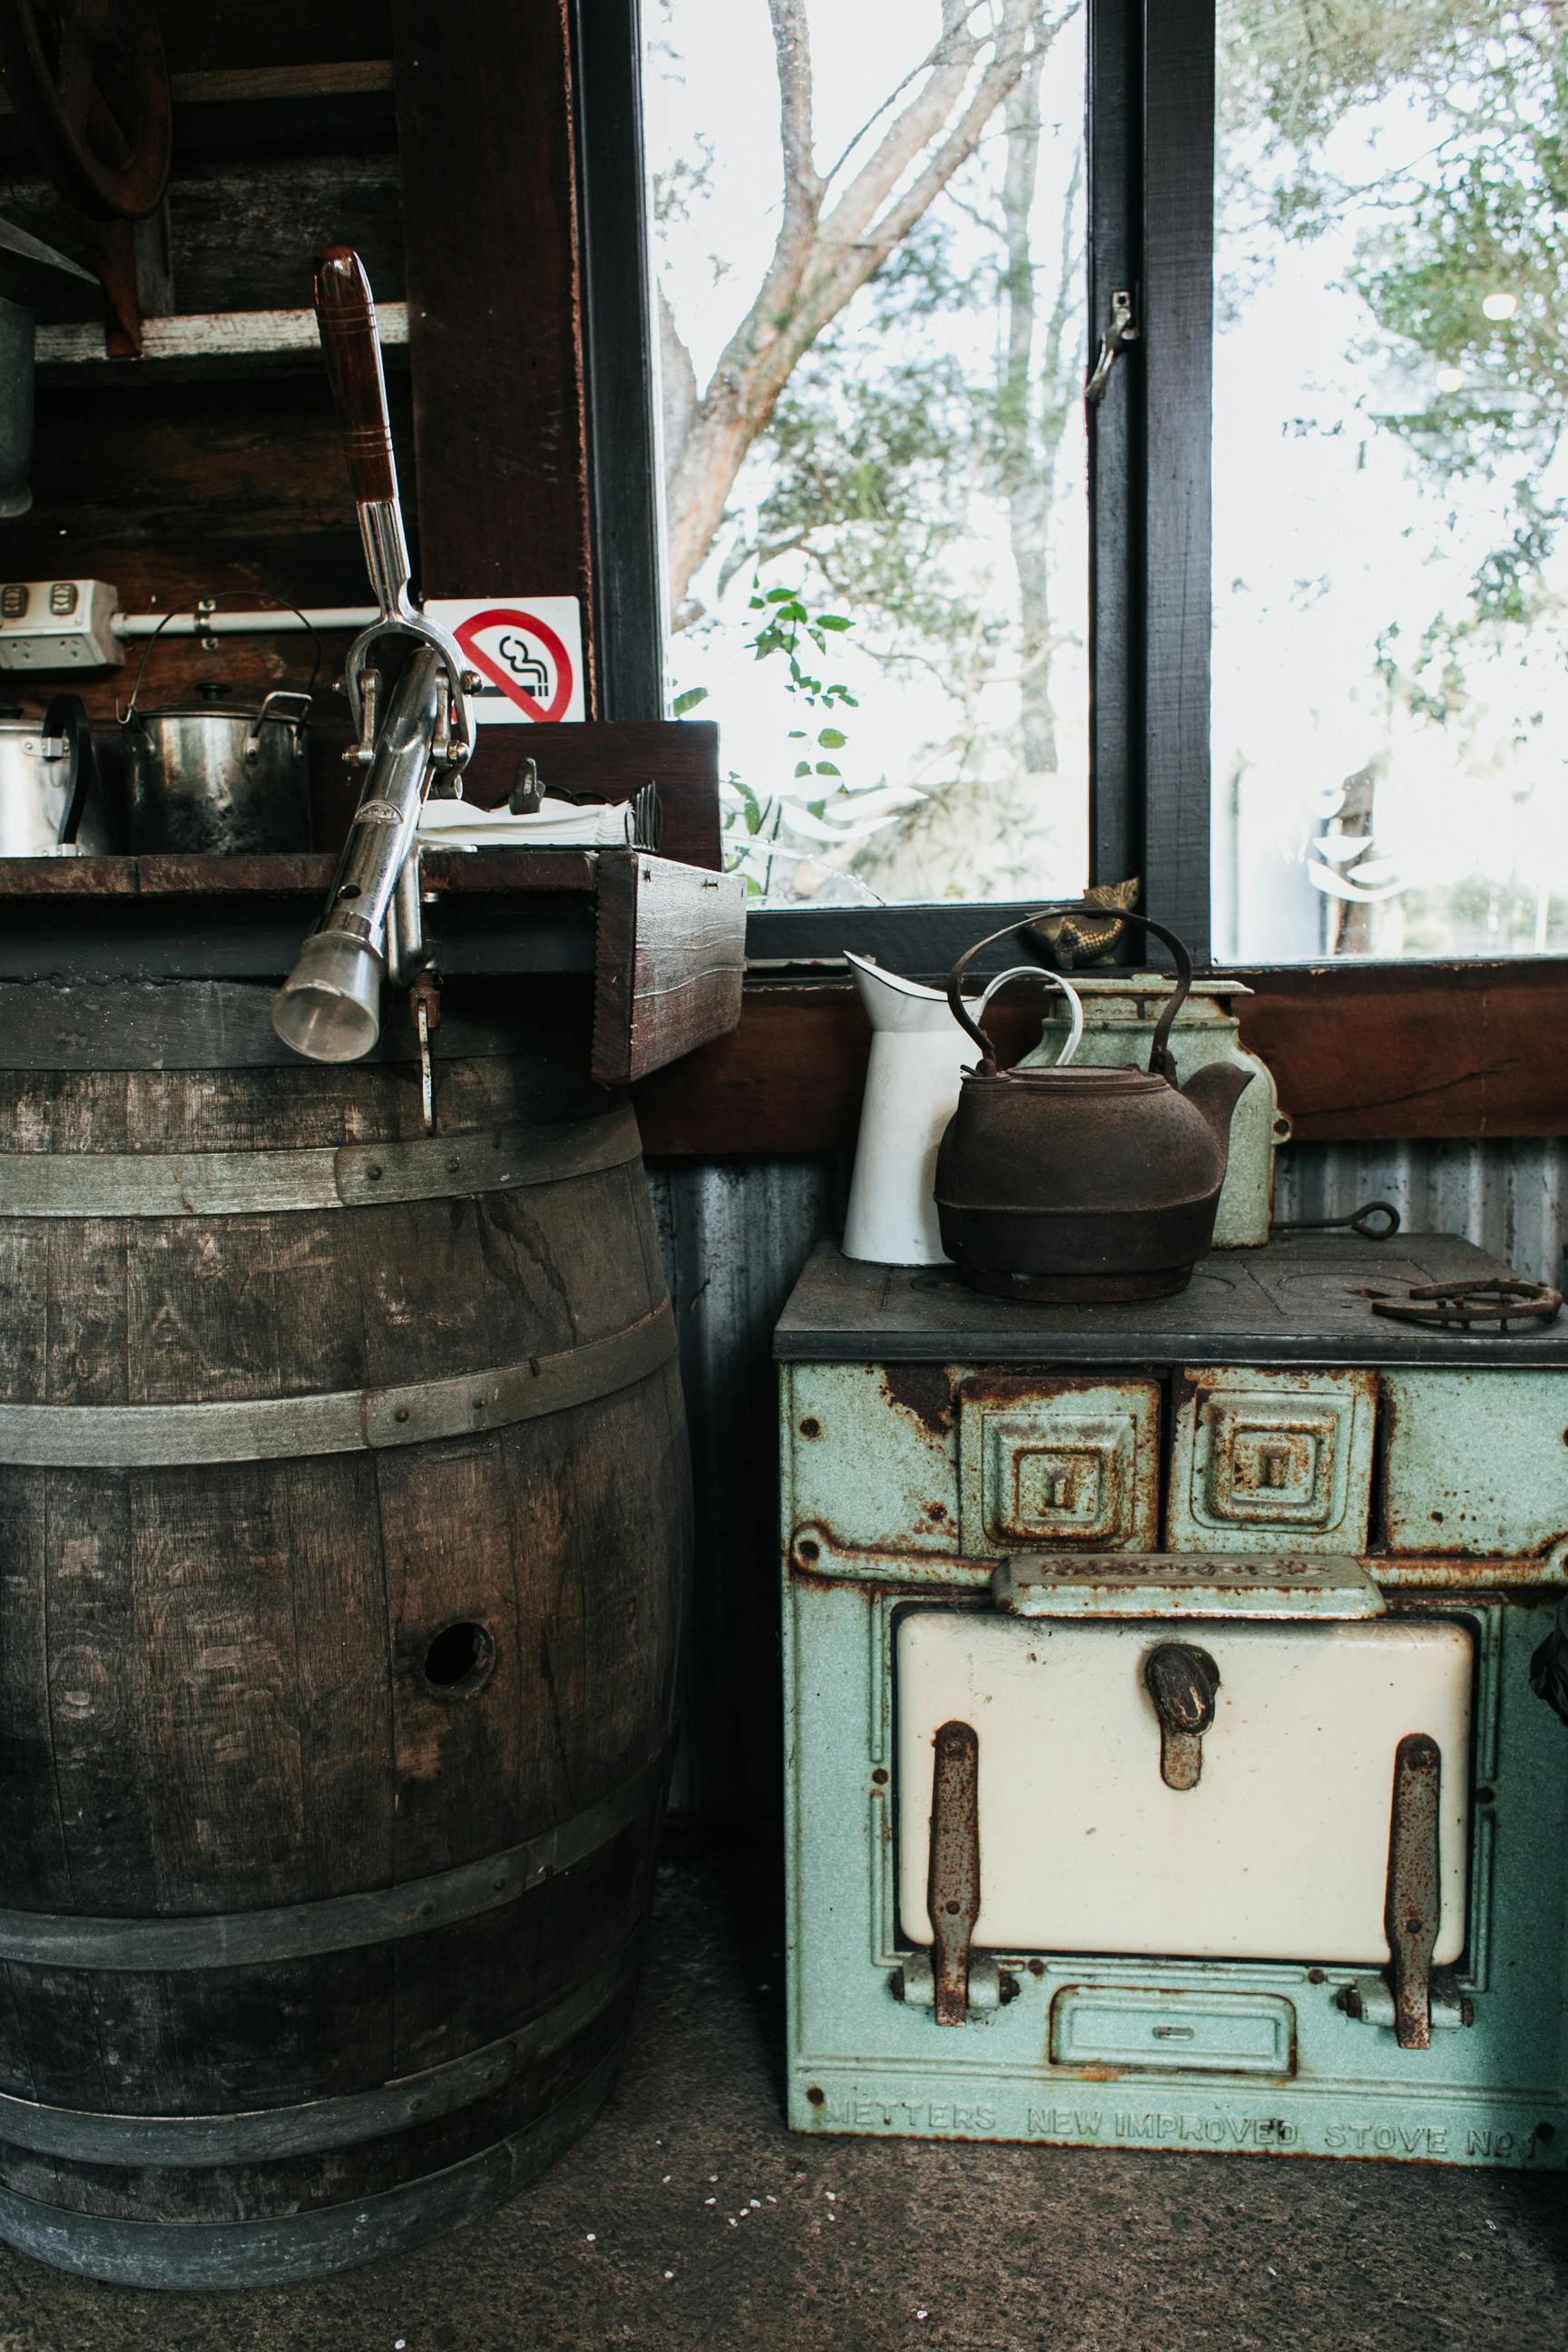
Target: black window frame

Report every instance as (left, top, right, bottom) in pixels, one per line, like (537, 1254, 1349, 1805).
(575, 0, 1217, 972)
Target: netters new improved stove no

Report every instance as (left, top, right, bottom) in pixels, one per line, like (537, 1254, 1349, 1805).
(777, 1234, 1568, 2170)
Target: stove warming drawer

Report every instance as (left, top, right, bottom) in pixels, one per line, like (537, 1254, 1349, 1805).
(895, 1612, 1473, 1966)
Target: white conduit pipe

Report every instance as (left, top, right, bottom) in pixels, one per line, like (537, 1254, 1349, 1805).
(114, 607, 377, 639)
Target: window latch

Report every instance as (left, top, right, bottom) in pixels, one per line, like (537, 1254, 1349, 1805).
(1085, 289, 1139, 407)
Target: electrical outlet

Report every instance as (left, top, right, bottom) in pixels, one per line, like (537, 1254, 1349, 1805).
(0, 580, 122, 670)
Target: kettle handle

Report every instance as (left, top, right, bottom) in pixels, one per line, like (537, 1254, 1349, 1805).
(946, 904, 1193, 1077)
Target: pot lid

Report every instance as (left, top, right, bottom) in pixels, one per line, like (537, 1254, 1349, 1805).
(133, 681, 310, 723)
(134, 681, 255, 720)
(135, 700, 265, 721)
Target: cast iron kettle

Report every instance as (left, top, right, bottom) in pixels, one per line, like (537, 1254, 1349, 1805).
(933, 906, 1253, 1302)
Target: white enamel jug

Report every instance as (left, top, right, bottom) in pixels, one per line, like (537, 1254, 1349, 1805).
(842, 951, 1084, 1266)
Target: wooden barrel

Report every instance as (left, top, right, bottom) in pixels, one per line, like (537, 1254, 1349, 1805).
(0, 981, 687, 2288)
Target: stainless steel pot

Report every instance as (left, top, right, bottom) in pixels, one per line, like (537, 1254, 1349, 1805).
(0, 696, 115, 856)
(121, 605, 318, 854)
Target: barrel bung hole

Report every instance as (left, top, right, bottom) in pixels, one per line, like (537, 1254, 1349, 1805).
(420, 1619, 496, 1698)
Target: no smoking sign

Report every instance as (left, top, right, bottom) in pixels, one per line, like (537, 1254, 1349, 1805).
(426, 597, 585, 725)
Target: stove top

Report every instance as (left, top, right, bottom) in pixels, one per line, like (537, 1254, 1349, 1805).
(774, 1233, 1568, 1367)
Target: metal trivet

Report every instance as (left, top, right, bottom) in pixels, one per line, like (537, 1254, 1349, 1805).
(1363, 1277, 1563, 1333)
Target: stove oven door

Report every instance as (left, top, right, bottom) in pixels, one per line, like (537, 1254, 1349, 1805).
(895, 1612, 1473, 1965)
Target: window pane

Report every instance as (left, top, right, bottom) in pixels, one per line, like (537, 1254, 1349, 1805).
(648, 1, 1089, 906)
(1212, 2, 1568, 960)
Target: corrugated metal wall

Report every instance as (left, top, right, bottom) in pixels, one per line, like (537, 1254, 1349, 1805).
(1274, 1141, 1568, 1289)
(648, 1158, 846, 1812)
(649, 1141, 1568, 1813)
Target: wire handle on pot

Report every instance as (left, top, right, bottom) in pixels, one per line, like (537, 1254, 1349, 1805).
(117, 594, 323, 724)
(972, 964, 1086, 1067)
(946, 904, 1194, 1078)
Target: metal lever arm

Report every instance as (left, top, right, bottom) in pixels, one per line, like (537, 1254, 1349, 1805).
(270, 647, 444, 1064)
(325, 648, 442, 949)
(312, 245, 473, 766)
(313, 245, 407, 598)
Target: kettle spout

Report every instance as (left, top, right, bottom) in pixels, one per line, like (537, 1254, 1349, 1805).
(1181, 1059, 1254, 1146)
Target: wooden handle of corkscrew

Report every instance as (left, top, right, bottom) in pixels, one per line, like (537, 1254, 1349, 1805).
(313, 246, 398, 505)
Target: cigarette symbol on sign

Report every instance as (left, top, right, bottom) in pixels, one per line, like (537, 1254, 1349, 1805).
(496, 633, 550, 699)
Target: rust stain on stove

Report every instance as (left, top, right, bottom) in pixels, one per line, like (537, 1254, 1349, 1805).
(881, 1362, 955, 1437)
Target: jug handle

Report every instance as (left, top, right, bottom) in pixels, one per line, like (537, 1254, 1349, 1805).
(973, 964, 1085, 1068)
(946, 905, 1193, 1077)
(43, 694, 91, 848)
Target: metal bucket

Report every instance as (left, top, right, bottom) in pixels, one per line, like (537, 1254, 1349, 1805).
(121, 603, 318, 853)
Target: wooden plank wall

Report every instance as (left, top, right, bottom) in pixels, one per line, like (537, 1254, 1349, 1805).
(0, 2, 398, 795)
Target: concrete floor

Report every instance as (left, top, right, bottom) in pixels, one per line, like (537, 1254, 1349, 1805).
(0, 1847, 1564, 2352)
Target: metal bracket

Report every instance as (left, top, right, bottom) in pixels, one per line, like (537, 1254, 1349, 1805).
(1085, 288, 1139, 406)
(927, 1719, 981, 2027)
(1339, 1975, 1471, 2034)
(1384, 1731, 1442, 2050)
(896, 1949, 1004, 2013)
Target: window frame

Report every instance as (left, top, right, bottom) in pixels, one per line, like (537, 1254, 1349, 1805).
(578, 0, 1552, 979)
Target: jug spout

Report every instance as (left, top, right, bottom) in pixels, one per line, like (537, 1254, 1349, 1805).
(1181, 1058, 1254, 1148)
(844, 950, 954, 1034)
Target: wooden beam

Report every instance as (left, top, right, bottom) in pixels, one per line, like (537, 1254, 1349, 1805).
(392, 0, 594, 693)
(632, 962, 1568, 1157)
(633, 987, 867, 1159)
(1235, 961, 1568, 1143)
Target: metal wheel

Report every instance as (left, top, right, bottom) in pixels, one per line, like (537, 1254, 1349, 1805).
(0, 0, 171, 220)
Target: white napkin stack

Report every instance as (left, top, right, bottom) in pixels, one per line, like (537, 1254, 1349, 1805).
(416, 795, 635, 850)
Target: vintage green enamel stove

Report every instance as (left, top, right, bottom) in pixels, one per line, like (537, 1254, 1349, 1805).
(777, 1234, 1568, 2169)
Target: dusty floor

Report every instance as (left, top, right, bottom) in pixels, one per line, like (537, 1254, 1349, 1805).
(0, 1847, 1563, 2352)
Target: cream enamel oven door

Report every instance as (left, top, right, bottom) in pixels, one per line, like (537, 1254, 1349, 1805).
(896, 1613, 1473, 1965)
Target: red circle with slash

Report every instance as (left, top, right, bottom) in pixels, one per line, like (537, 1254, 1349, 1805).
(453, 607, 574, 720)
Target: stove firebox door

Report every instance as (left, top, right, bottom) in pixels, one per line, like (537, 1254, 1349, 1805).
(895, 1614, 1472, 1965)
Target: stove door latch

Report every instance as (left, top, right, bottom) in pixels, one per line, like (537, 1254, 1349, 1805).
(1144, 1642, 1220, 1790)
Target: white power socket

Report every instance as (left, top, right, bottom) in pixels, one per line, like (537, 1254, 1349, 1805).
(0, 579, 122, 670)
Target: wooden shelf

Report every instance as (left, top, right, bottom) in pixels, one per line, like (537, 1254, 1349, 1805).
(0, 64, 396, 117)
(35, 305, 408, 377)
(167, 63, 395, 105)
(0, 849, 747, 1090)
